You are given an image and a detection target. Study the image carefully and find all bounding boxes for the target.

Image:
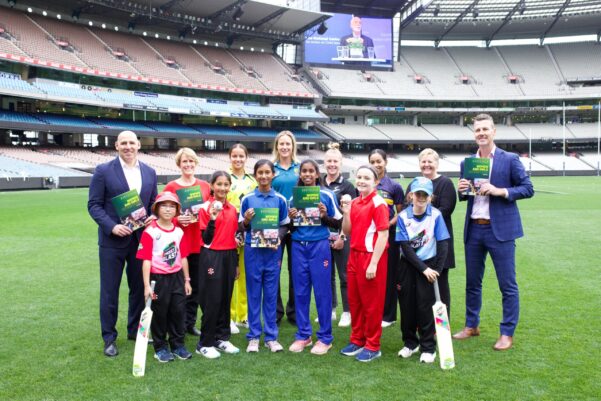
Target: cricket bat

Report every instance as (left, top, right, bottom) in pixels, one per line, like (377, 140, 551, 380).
(433, 279, 455, 370)
(132, 280, 155, 377)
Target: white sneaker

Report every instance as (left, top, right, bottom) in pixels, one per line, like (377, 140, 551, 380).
(265, 340, 284, 353)
(381, 320, 395, 328)
(217, 340, 240, 354)
(398, 346, 419, 359)
(246, 339, 260, 353)
(236, 320, 249, 329)
(315, 310, 337, 323)
(230, 320, 240, 334)
(338, 312, 351, 327)
(420, 352, 436, 364)
(196, 346, 220, 359)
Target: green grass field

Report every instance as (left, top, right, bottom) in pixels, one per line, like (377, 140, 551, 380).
(1, 176, 600, 401)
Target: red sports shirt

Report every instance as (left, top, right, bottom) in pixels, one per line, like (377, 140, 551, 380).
(349, 190, 390, 253)
(198, 198, 238, 251)
(164, 179, 210, 253)
(137, 220, 190, 274)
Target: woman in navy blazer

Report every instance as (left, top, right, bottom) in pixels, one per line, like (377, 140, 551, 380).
(88, 131, 158, 357)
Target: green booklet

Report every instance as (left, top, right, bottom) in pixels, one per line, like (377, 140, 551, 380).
(292, 186, 321, 226)
(464, 157, 491, 196)
(176, 186, 204, 223)
(111, 189, 147, 231)
(251, 208, 279, 248)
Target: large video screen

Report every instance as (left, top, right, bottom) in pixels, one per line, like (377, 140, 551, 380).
(304, 13, 393, 69)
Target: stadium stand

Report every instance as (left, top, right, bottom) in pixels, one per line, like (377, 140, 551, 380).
(421, 124, 473, 141)
(373, 125, 437, 142)
(532, 153, 594, 171)
(514, 123, 575, 140)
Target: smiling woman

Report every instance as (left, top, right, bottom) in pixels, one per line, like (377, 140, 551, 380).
(163, 147, 211, 337)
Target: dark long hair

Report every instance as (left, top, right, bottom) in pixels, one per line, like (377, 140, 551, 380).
(296, 159, 321, 187)
(368, 148, 387, 162)
(209, 170, 231, 196)
(253, 159, 275, 175)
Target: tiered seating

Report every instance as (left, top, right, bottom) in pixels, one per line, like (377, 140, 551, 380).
(514, 124, 574, 140)
(91, 29, 188, 83)
(230, 50, 309, 93)
(0, 33, 27, 56)
(145, 39, 233, 88)
(37, 114, 102, 128)
(0, 8, 86, 67)
(379, 59, 433, 98)
(497, 46, 563, 97)
(30, 15, 139, 76)
(519, 156, 551, 172)
(90, 118, 158, 132)
(550, 42, 601, 79)
(532, 153, 594, 170)
(323, 123, 390, 141)
(446, 47, 523, 99)
(314, 69, 385, 97)
(400, 47, 474, 99)
(0, 149, 89, 177)
(373, 125, 437, 141)
(421, 124, 473, 141)
(141, 122, 202, 135)
(197, 47, 265, 91)
(190, 125, 245, 137)
(0, 111, 45, 125)
(567, 123, 601, 139)
(32, 81, 101, 102)
(0, 75, 38, 94)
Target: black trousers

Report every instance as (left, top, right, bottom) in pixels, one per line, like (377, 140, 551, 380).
(185, 251, 201, 330)
(198, 249, 238, 348)
(150, 271, 186, 352)
(382, 226, 402, 322)
(398, 260, 436, 353)
(276, 233, 296, 324)
(99, 240, 144, 344)
(438, 268, 451, 321)
(331, 240, 350, 312)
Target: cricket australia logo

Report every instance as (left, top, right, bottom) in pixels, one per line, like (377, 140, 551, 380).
(323, 260, 329, 269)
(208, 267, 215, 275)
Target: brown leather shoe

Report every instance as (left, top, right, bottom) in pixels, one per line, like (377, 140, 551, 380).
(452, 326, 480, 340)
(493, 335, 513, 351)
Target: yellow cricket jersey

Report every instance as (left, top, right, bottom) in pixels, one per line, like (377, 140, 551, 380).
(227, 168, 257, 212)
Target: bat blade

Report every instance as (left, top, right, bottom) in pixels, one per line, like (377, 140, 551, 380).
(132, 307, 153, 377)
(433, 300, 455, 370)
(132, 280, 155, 377)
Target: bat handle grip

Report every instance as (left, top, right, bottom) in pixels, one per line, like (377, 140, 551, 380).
(433, 279, 441, 303)
(146, 280, 156, 308)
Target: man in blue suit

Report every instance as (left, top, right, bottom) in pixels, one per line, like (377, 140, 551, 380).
(453, 114, 534, 351)
(88, 130, 157, 357)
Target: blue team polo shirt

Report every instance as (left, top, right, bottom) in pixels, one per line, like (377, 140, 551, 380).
(290, 188, 342, 242)
(273, 161, 300, 202)
(239, 188, 290, 245)
(377, 174, 404, 219)
(395, 204, 450, 261)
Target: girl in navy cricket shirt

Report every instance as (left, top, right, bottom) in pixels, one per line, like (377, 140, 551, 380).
(288, 160, 342, 355)
(240, 160, 289, 353)
(196, 171, 240, 359)
(368, 149, 404, 328)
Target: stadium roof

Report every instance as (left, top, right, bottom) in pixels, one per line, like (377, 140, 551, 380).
(320, 0, 409, 18)
(400, 0, 601, 42)
(10, 0, 330, 44)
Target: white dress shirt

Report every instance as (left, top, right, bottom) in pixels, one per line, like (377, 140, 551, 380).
(119, 157, 142, 195)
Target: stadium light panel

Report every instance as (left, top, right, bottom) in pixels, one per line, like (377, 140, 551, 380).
(193, 39, 197, 44)
(42, 10, 47, 16)
(204, 41, 208, 45)
(101, 23, 106, 29)
(317, 22, 327, 35)
(57, 14, 61, 19)
(27, 7, 32, 12)
(167, 35, 171, 40)
(114, 26, 119, 31)
(88, 21, 93, 26)
(143, 31, 147, 36)
(155, 33, 159, 38)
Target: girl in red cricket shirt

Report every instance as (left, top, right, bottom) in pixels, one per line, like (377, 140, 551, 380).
(195, 171, 240, 359)
(339, 165, 390, 363)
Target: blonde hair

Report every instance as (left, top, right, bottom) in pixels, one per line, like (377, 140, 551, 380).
(272, 130, 298, 163)
(325, 142, 342, 160)
(418, 148, 440, 164)
(175, 147, 199, 167)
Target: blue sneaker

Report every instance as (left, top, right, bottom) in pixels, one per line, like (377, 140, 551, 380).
(154, 348, 175, 363)
(340, 343, 364, 356)
(356, 348, 382, 362)
(172, 346, 192, 360)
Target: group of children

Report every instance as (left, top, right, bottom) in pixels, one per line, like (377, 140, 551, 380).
(135, 145, 451, 365)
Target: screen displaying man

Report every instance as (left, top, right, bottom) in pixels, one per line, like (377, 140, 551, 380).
(339, 15, 374, 59)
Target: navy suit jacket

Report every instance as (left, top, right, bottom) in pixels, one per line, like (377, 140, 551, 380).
(88, 157, 158, 249)
(460, 148, 534, 243)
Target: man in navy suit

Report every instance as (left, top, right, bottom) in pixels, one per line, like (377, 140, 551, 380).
(453, 114, 534, 351)
(88, 130, 157, 357)
(339, 15, 375, 59)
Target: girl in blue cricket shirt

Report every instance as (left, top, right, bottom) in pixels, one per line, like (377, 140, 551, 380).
(287, 159, 342, 355)
(395, 177, 450, 364)
(239, 160, 290, 353)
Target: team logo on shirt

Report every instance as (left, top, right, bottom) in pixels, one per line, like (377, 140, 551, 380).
(162, 241, 178, 266)
(410, 229, 429, 249)
(323, 260, 329, 269)
(208, 267, 215, 275)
